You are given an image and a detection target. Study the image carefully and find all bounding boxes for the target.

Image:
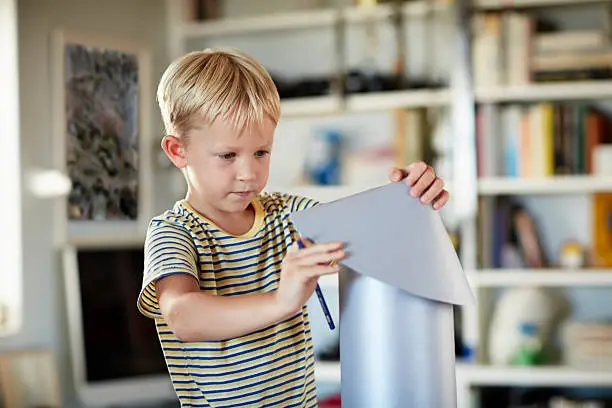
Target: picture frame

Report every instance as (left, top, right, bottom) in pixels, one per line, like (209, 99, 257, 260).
(50, 28, 153, 246)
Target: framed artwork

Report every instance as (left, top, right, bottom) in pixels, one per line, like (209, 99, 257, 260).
(51, 28, 153, 245)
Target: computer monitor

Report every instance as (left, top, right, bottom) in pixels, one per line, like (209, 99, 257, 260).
(62, 238, 177, 407)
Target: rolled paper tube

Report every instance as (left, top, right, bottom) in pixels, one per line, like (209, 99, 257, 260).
(339, 267, 458, 408)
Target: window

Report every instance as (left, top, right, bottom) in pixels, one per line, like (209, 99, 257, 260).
(0, 0, 22, 337)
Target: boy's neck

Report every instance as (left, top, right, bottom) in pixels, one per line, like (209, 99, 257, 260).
(184, 193, 256, 237)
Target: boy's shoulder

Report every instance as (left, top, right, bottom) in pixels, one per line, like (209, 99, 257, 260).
(258, 191, 319, 214)
(147, 200, 195, 232)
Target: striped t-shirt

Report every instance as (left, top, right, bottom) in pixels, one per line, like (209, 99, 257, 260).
(137, 192, 320, 407)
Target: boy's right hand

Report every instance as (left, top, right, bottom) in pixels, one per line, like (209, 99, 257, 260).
(275, 239, 344, 315)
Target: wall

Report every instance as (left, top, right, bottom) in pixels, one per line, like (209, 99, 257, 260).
(0, 0, 170, 406)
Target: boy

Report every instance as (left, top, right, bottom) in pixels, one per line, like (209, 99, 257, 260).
(137, 48, 450, 407)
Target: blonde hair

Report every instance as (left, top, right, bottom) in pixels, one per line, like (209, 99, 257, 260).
(156, 47, 281, 139)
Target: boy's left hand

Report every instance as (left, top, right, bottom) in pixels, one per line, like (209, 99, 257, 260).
(389, 161, 449, 210)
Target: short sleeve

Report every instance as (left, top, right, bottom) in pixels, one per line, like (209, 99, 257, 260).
(282, 194, 320, 213)
(137, 219, 199, 319)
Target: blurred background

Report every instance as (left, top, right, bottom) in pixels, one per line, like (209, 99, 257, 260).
(2, 0, 612, 407)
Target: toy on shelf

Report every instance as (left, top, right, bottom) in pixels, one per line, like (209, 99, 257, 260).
(304, 128, 343, 186)
(511, 321, 546, 366)
(558, 240, 585, 269)
(488, 287, 563, 366)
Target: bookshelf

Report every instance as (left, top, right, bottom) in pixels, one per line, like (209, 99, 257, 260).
(165, 0, 612, 407)
(164, 1, 460, 399)
(460, 0, 612, 406)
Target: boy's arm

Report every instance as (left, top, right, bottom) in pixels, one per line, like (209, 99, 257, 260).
(138, 220, 295, 342)
(156, 275, 294, 342)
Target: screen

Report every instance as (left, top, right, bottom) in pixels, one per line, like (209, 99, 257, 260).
(76, 246, 168, 382)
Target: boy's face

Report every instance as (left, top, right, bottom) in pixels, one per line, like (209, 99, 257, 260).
(164, 117, 275, 214)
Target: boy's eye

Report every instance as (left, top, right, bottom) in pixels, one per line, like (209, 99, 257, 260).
(255, 150, 269, 157)
(218, 152, 236, 160)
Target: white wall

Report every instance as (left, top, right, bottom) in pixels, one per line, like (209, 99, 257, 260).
(0, 1, 170, 406)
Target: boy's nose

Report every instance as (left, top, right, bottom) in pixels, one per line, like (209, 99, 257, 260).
(236, 160, 256, 181)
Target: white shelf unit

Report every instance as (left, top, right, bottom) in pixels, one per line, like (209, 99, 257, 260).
(177, 1, 452, 39)
(474, 0, 611, 9)
(165, 0, 612, 406)
(478, 175, 612, 195)
(167, 0, 456, 118)
(165, 0, 458, 393)
(280, 88, 452, 117)
(460, 0, 612, 406)
(180, 8, 339, 37)
(345, 88, 451, 112)
(281, 95, 342, 117)
(475, 80, 612, 103)
(467, 269, 612, 286)
(457, 363, 612, 387)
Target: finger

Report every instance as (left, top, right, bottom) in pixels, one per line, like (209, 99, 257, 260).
(298, 238, 314, 247)
(303, 263, 341, 279)
(410, 167, 436, 197)
(419, 178, 445, 204)
(432, 190, 450, 210)
(287, 242, 300, 254)
(403, 161, 428, 187)
(295, 248, 345, 266)
(388, 167, 407, 182)
(294, 241, 343, 257)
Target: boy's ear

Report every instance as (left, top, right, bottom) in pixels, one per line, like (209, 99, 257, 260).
(161, 135, 187, 168)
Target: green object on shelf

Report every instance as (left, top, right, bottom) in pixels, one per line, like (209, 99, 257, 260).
(512, 344, 541, 365)
(511, 321, 545, 366)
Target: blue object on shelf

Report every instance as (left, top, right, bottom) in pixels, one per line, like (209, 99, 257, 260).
(304, 128, 342, 185)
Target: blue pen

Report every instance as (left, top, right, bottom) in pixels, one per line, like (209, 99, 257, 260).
(296, 239, 336, 331)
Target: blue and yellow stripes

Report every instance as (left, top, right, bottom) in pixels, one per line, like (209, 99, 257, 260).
(137, 192, 319, 407)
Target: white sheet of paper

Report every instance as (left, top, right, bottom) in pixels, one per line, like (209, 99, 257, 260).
(289, 181, 474, 306)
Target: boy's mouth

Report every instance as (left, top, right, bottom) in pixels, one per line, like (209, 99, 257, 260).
(231, 191, 253, 198)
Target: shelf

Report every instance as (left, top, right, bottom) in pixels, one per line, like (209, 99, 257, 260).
(457, 364, 612, 386)
(475, 80, 612, 103)
(473, 0, 611, 9)
(477, 175, 612, 195)
(278, 89, 451, 117)
(344, 0, 450, 22)
(181, 9, 338, 37)
(468, 269, 612, 287)
(276, 81, 612, 116)
(281, 95, 341, 117)
(318, 362, 612, 387)
(345, 89, 451, 112)
(180, 1, 451, 38)
(315, 361, 340, 382)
